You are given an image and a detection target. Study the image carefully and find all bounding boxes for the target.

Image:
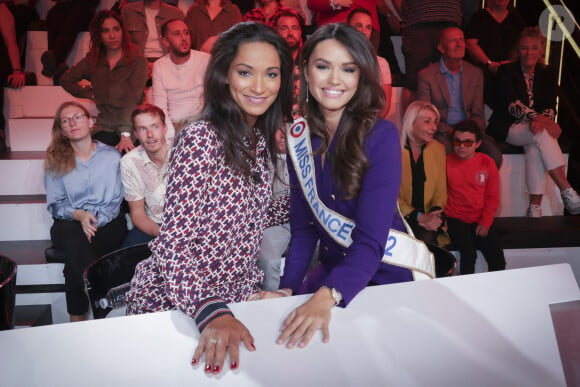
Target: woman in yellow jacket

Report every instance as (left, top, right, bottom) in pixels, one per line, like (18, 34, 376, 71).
(398, 100, 448, 246)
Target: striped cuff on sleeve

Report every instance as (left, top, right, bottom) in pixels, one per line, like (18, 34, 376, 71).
(193, 297, 233, 332)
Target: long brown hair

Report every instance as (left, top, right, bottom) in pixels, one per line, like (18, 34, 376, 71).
(45, 102, 92, 177)
(87, 10, 137, 68)
(300, 23, 385, 199)
(203, 22, 293, 177)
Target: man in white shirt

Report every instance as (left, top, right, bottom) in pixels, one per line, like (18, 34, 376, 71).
(120, 104, 171, 248)
(153, 19, 211, 134)
(347, 7, 393, 116)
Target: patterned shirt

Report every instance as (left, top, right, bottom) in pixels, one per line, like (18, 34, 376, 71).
(126, 121, 288, 331)
(120, 139, 172, 224)
(508, 66, 555, 123)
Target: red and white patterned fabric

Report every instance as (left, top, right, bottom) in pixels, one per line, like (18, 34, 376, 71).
(126, 120, 288, 330)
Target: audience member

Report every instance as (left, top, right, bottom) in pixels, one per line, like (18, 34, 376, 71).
(347, 7, 392, 116)
(257, 127, 291, 291)
(487, 27, 580, 216)
(273, 7, 302, 63)
(273, 7, 303, 116)
(417, 26, 503, 168)
(398, 100, 448, 246)
(126, 22, 294, 374)
(243, 0, 305, 27)
(153, 19, 211, 134)
(5, 0, 39, 70)
(41, 0, 99, 85)
(121, 0, 184, 79)
(465, 0, 524, 107)
(308, 0, 379, 32)
(44, 101, 126, 322)
(60, 10, 148, 153)
(184, 0, 242, 52)
(275, 23, 424, 350)
(446, 119, 505, 274)
(120, 104, 170, 247)
(391, 0, 461, 112)
(0, 3, 26, 152)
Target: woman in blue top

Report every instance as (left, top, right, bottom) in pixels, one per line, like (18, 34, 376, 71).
(273, 24, 413, 349)
(44, 101, 126, 322)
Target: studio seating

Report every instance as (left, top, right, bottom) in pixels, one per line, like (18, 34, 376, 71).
(83, 243, 151, 319)
(0, 255, 18, 330)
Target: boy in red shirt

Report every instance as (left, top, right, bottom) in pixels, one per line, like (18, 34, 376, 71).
(446, 120, 506, 274)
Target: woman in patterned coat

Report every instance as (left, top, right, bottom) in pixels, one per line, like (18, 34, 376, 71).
(125, 22, 294, 375)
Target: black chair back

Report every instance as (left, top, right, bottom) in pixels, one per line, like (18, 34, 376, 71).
(0, 255, 18, 330)
(83, 243, 151, 319)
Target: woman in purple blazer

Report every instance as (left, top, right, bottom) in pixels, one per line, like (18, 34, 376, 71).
(270, 24, 413, 349)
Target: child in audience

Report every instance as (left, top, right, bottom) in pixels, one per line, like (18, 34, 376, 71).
(446, 119, 506, 275)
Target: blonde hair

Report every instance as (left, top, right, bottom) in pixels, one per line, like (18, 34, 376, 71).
(513, 26, 546, 62)
(400, 100, 440, 149)
(45, 101, 92, 176)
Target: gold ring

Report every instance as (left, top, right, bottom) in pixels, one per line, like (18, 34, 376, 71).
(208, 339, 218, 345)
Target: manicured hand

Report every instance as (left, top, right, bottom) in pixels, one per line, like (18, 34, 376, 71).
(277, 287, 334, 349)
(192, 315, 255, 374)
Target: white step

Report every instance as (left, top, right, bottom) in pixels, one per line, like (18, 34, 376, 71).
(0, 154, 45, 195)
(0, 200, 52, 241)
(497, 153, 567, 217)
(7, 118, 53, 152)
(4, 86, 97, 119)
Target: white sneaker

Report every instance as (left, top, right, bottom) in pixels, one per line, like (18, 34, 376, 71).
(561, 188, 580, 214)
(526, 204, 542, 218)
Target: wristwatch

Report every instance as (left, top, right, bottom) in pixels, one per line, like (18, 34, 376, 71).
(327, 287, 343, 306)
(121, 132, 131, 138)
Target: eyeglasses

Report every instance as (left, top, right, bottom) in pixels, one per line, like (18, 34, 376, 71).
(60, 113, 87, 127)
(453, 139, 475, 147)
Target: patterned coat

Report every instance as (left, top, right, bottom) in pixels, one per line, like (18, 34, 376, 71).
(126, 121, 288, 331)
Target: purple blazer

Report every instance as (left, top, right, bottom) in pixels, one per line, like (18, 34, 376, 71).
(279, 119, 413, 307)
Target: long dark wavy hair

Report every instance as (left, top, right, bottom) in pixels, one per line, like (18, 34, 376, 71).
(45, 102, 92, 177)
(87, 10, 137, 68)
(203, 22, 294, 177)
(300, 23, 385, 199)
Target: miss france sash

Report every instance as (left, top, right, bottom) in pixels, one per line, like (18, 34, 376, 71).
(286, 117, 435, 280)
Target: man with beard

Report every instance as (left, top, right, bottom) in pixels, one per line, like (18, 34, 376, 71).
(152, 19, 210, 135)
(274, 8, 303, 64)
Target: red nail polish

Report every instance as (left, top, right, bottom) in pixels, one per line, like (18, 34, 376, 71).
(231, 361, 238, 370)
(251, 343, 256, 350)
(205, 364, 212, 372)
(213, 365, 220, 373)
(191, 358, 197, 365)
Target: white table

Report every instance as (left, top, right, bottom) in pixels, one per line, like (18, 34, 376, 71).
(1, 264, 578, 387)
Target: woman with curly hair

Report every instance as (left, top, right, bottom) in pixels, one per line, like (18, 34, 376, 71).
(44, 101, 126, 322)
(60, 10, 148, 153)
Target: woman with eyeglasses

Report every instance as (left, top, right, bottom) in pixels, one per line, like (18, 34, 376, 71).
(44, 101, 127, 322)
(60, 10, 148, 153)
(398, 100, 449, 247)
